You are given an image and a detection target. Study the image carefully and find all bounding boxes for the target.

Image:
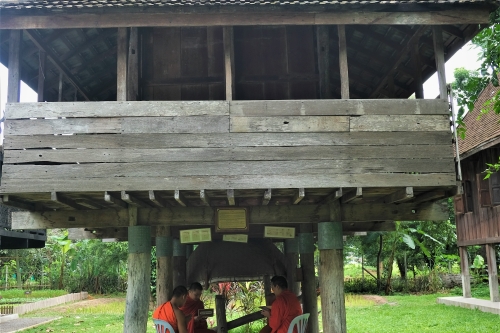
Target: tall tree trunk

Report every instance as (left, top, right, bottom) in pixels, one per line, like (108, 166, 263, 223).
(385, 239, 397, 295)
(376, 235, 383, 291)
(396, 257, 406, 279)
(58, 253, 65, 290)
(16, 250, 22, 289)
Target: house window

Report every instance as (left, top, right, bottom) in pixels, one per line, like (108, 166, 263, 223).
(476, 172, 500, 208)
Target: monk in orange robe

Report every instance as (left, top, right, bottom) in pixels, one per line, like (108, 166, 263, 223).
(260, 276, 302, 333)
(179, 282, 214, 333)
(153, 285, 189, 333)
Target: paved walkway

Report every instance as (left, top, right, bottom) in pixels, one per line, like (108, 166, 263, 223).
(437, 296, 500, 315)
(0, 317, 61, 332)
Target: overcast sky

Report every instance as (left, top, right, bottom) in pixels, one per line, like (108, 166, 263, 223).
(0, 41, 483, 113)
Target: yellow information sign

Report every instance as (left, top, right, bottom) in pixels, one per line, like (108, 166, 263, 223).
(264, 226, 295, 239)
(180, 228, 212, 244)
(222, 234, 249, 243)
(216, 208, 248, 232)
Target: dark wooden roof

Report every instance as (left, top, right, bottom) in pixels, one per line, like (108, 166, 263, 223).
(458, 83, 500, 159)
(0, 22, 483, 101)
(0, 0, 490, 10)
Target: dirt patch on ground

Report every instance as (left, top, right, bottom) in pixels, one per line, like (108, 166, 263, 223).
(46, 297, 125, 312)
(362, 295, 388, 305)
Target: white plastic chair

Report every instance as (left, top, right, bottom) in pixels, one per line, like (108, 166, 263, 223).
(287, 313, 310, 333)
(153, 319, 176, 333)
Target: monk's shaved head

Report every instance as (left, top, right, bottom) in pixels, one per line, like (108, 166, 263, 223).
(189, 282, 203, 291)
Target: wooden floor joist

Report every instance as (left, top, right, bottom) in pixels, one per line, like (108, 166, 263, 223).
(51, 192, 85, 210)
(121, 191, 149, 208)
(227, 189, 235, 206)
(262, 189, 272, 206)
(382, 187, 414, 204)
(104, 191, 128, 209)
(200, 190, 211, 206)
(149, 190, 167, 208)
(174, 190, 187, 207)
(342, 188, 363, 204)
(293, 188, 305, 205)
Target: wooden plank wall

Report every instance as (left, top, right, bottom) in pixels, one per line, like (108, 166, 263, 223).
(0, 99, 455, 193)
(456, 147, 500, 246)
(141, 26, 317, 101)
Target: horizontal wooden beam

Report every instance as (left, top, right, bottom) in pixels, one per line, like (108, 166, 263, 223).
(68, 221, 394, 240)
(6, 99, 448, 119)
(0, 174, 457, 193)
(0, 9, 490, 29)
(10, 201, 449, 229)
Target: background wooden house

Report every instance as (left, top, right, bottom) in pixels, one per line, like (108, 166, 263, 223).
(454, 82, 500, 303)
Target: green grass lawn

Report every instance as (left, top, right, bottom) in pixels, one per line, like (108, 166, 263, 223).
(345, 294, 500, 333)
(18, 292, 500, 333)
(0, 289, 67, 304)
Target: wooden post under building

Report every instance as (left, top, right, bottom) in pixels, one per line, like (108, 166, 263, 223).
(7, 30, 21, 104)
(299, 225, 318, 333)
(485, 244, 499, 302)
(123, 207, 151, 333)
(459, 247, 471, 298)
(173, 238, 187, 287)
(285, 238, 300, 296)
(156, 226, 173, 306)
(318, 203, 346, 333)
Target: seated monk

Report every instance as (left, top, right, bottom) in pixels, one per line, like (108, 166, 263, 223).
(260, 276, 302, 333)
(179, 282, 214, 333)
(153, 285, 189, 333)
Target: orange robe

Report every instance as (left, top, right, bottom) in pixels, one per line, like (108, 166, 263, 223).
(153, 301, 179, 333)
(269, 290, 302, 333)
(179, 296, 209, 333)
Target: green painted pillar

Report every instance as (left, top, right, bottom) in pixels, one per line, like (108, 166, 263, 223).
(124, 225, 151, 333)
(318, 221, 346, 333)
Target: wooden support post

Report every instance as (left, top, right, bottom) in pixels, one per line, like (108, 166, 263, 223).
(37, 50, 46, 102)
(7, 30, 21, 103)
(337, 25, 349, 99)
(127, 27, 139, 101)
(223, 26, 235, 101)
(412, 42, 424, 99)
(432, 26, 447, 100)
(285, 238, 300, 296)
(58, 72, 63, 102)
(299, 224, 318, 333)
(117, 27, 128, 102)
(124, 207, 151, 333)
(156, 226, 173, 307)
(185, 244, 193, 259)
(215, 295, 227, 333)
(172, 238, 187, 287)
(485, 244, 499, 302)
(318, 202, 346, 333)
(263, 274, 272, 298)
(316, 26, 331, 99)
(207, 27, 218, 100)
(227, 189, 235, 206)
(459, 246, 471, 298)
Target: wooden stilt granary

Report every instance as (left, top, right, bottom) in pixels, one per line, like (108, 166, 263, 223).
(0, 1, 496, 332)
